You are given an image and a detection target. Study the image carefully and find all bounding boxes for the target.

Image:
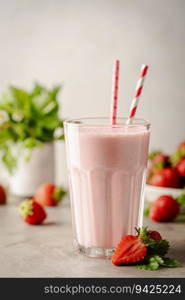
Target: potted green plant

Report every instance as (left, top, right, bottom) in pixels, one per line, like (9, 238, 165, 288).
(0, 83, 64, 197)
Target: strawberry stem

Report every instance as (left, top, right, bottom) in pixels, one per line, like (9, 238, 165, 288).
(136, 227, 148, 239)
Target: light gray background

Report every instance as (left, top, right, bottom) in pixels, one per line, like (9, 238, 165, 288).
(0, 0, 184, 184)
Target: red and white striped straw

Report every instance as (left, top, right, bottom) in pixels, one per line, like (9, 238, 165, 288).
(126, 64, 148, 124)
(110, 60, 120, 125)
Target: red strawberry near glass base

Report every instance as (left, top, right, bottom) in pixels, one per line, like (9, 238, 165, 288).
(112, 228, 164, 267)
(0, 185, 6, 205)
(112, 235, 147, 266)
(149, 195, 180, 222)
(35, 182, 66, 207)
(19, 199, 47, 225)
(112, 227, 179, 270)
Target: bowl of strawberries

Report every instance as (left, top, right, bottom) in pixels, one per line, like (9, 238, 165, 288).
(145, 141, 185, 203)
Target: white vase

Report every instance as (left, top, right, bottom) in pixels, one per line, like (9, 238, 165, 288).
(9, 142, 55, 197)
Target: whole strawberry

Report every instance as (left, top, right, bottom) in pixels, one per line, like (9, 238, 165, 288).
(19, 199, 47, 225)
(152, 153, 170, 169)
(0, 185, 6, 205)
(147, 153, 170, 184)
(148, 168, 180, 188)
(148, 230, 162, 241)
(35, 182, 66, 207)
(149, 195, 180, 222)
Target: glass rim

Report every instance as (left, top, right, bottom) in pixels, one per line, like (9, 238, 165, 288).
(64, 117, 150, 128)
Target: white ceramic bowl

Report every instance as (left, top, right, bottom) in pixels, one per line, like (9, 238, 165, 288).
(145, 184, 184, 203)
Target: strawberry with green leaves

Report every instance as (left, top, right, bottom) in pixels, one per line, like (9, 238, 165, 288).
(147, 150, 182, 188)
(19, 199, 47, 225)
(112, 227, 180, 270)
(149, 151, 170, 170)
(35, 182, 66, 207)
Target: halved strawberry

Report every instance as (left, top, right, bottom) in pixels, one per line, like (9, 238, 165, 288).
(112, 235, 147, 266)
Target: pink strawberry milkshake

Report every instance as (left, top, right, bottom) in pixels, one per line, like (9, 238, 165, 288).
(64, 118, 150, 257)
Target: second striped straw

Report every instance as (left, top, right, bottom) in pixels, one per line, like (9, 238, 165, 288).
(110, 60, 120, 125)
(126, 64, 148, 124)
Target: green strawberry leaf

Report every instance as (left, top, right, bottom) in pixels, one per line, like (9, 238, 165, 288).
(148, 150, 162, 160)
(144, 207, 150, 217)
(137, 255, 179, 271)
(148, 239, 170, 256)
(176, 194, 185, 206)
(138, 262, 159, 270)
(137, 256, 160, 270)
(134, 228, 180, 271)
(162, 257, 180, 267)
(153, 161, 164, 170)
(137, 227, 169, 256)
(19, 199, 33, 217)
(152, 255, 164, 265)
(53, 186, 67, 203)
(170, 148, 185, 166)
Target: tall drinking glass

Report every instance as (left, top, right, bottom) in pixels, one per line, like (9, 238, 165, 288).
(64, 118, 150, 258)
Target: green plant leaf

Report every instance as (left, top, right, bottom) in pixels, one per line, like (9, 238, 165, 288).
(0, 83, 63, 172)
(137, 255, 179, 271)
